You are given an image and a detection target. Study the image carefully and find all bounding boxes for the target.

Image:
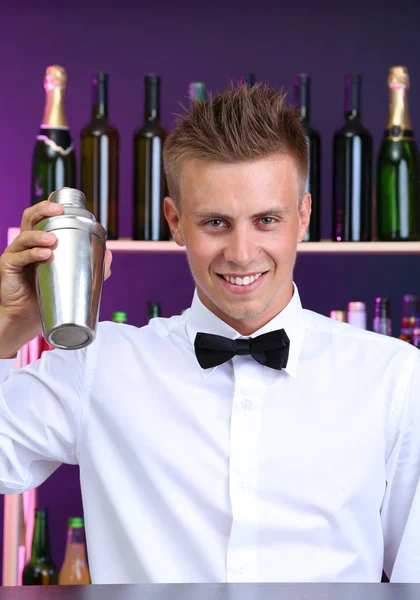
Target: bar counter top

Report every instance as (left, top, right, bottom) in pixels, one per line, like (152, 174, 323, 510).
(0, 583, 418, 600)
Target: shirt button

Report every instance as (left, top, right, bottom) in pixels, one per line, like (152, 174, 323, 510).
(237, 563, 248, 574)
(240, 398, 253, 410)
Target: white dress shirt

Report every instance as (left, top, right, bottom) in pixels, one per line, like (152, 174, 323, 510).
(0, 283, 420, 584)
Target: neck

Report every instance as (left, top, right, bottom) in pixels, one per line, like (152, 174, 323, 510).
(197, 279, 294, 336)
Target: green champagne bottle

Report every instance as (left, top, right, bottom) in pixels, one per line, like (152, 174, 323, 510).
(22, 508, 58, 585)
(376, 66, 420, 241)
(80, 72, 120, 240)
(31, 65, 76, 205)
(133, 74, 169, 241)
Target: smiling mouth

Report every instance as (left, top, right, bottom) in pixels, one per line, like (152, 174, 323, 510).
(217, 271, 268, 286)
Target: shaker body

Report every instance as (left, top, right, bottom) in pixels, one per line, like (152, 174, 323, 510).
(33, 187, 107, 350)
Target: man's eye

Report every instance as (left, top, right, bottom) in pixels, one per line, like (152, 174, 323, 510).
(206, 220, 225, 228)
(260, 217, 276, 225)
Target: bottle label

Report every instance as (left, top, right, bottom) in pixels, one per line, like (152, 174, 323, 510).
(36, 128, 74, 156)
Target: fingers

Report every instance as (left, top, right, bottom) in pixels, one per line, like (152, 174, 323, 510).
(20, 198, 64, 232)
(7, 229, 57, 254)
(0, 246, 52, 272)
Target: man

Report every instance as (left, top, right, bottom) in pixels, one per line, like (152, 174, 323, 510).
(0, 82, 419, 584)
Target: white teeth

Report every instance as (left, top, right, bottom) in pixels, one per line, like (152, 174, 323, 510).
(222, 273, 262, 286)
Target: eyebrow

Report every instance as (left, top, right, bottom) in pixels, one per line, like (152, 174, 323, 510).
(191, 207, 291, 220)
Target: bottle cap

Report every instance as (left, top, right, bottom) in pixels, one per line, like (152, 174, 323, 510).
(44, 65, 67, 90)
(329, 310, 346, 322)
(145, 73, 160, 85)
(388, 66, 409, 89)
(112, 311, 128, 323)
(68, 517, 84, 529)
(348, 301, 366, 312)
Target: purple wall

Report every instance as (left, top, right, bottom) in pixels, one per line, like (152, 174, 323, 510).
(1, 0, 420, 578)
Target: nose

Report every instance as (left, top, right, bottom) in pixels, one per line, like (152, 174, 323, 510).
(223, 225, 259, 266)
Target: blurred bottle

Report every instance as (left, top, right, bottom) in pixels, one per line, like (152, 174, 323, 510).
(148, 302, 161, 321)
(236, 73, 256, 87)
(294, 74, 321, 241)
(399, 294, 420, 343)
(133, 74, 169, 241)
(58, 517, 91, 585)
(22, 508, 58, 585)
(329, 310, 346, 322)
(80, 72, 120, 240)
(31, 65, 76, 206)
(373, 297, 392, 336)
(188, 82, 206, 107)
(112, 311, 128, 324)
(347, 301, 367, 329)
(413, 328, 420, 349)
(376, 66, 420, 241)
(333, 74, 373, 241)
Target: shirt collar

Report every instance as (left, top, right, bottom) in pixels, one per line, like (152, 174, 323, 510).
(186, 283, 305, 379)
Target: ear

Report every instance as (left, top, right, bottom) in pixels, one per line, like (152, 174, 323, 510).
(164, 197, 185, 246)
(297, 192, 312, 243)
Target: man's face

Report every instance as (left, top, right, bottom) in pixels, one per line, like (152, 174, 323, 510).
(164, 155, 311, 334)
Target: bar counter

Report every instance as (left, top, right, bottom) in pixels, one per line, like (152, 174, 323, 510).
(0, 583, 418, 600)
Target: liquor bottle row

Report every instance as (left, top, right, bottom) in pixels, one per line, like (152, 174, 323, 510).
(297, 68, 420, 243)
(22, 508, 90, 585)
(31, 66, 202, 242)
(330, 293, 420, 347)
(30, 65, 420, 243)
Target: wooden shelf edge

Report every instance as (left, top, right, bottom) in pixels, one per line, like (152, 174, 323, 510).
(7, 228, 420, 255)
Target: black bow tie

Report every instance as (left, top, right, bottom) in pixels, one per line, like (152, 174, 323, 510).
(194, 329, 290, 371)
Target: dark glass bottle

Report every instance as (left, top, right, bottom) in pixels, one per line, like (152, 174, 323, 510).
(376, 66, 420, 241)
(80, 72, 120, 240)
(294, 74, 321, 241)
(31, 65, 76, 206)
(22, 508, 58, 585)
(333, 74, 373, 241)
(373, 297, 392, 336)
(133, 74, 169, 241)
(147, 302, 161, 321)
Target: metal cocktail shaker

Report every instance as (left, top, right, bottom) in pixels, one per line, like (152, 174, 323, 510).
(33, 187, 107, 350)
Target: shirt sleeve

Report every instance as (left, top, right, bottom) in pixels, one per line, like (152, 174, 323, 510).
(382, 349, 420, 582)
(0, 344, 90, 494)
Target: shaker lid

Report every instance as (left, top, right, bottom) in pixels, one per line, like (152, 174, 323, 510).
(50, 187, 86, 208)
(34, 187, 107, 242)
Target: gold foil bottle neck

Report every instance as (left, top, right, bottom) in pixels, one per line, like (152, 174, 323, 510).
(44, 65, 67, 91)
(386, 65, 412, 134)
(388, 66, 410, 90)
(41, 65, 69, 128)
